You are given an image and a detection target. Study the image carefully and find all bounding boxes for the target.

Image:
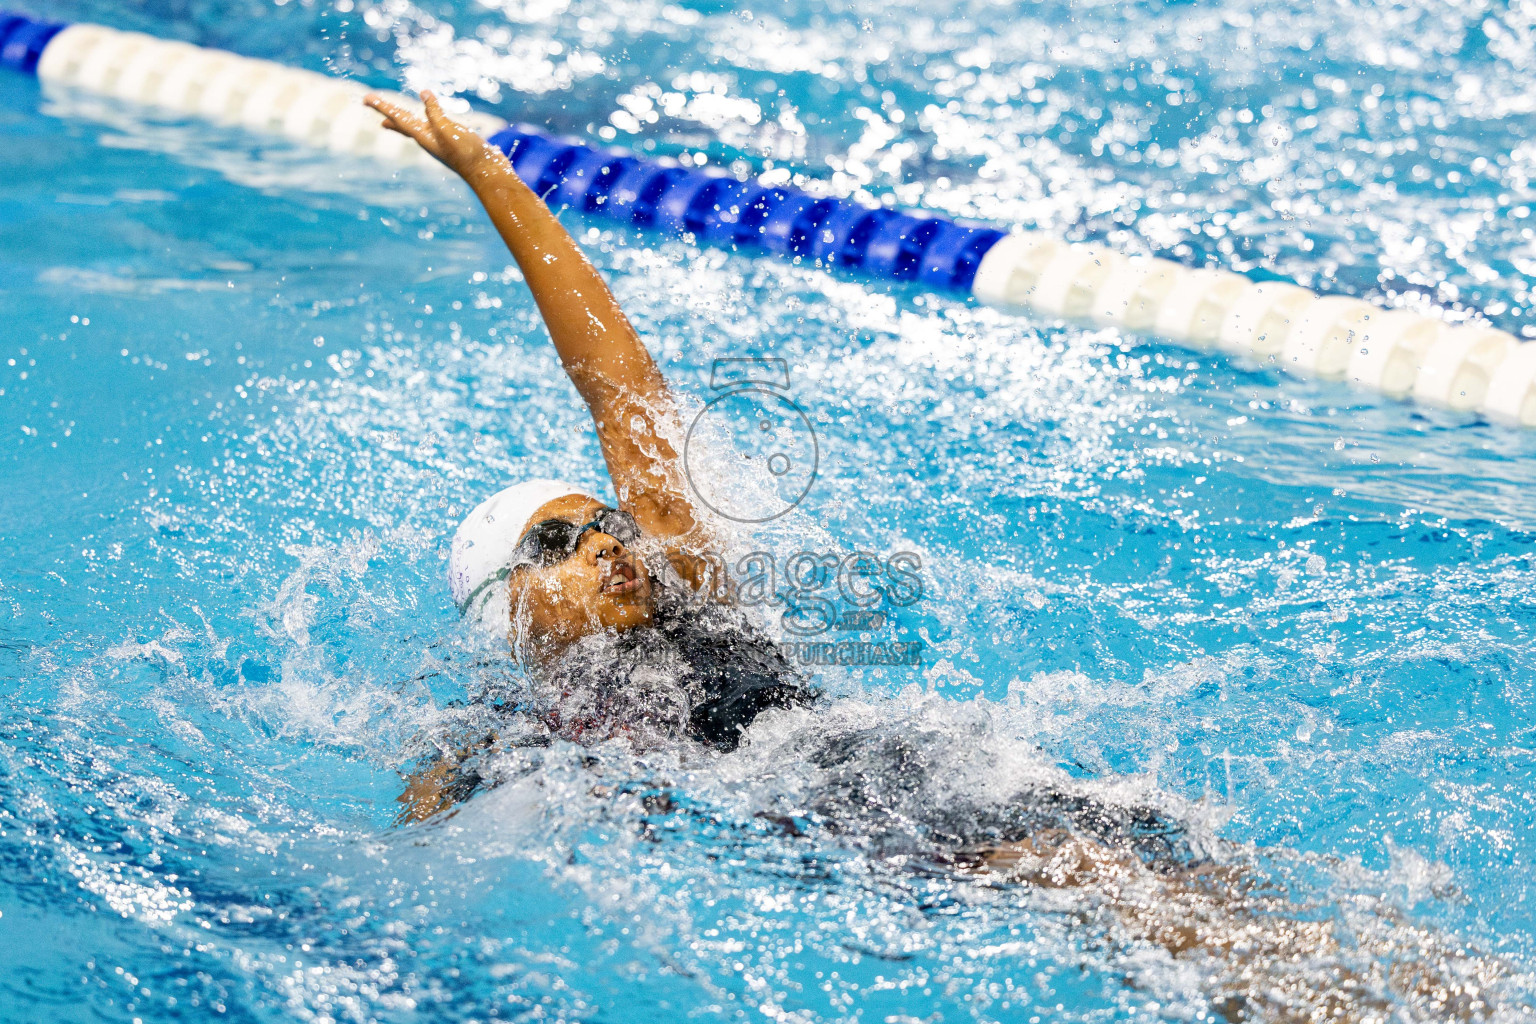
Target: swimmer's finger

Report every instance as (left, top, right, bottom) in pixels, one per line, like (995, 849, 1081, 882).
(421, 90, 454, 135)
(378, 118, 434, 152)
(420, 91, 477, 148)
(364, 94, 430, 138)
(364, 94, 447, 159)
(363, 93, 410, 122)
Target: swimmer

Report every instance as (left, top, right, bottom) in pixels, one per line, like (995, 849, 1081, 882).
(364, 93, 1511, 1022)
(365, 91, 816, 763)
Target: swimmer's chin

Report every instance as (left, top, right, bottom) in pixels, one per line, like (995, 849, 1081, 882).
(520, 596, 655, 666)
(584, 574, 655, 633)
(597, 586, 654, 627)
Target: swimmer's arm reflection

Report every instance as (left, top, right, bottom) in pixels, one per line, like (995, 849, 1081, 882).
(396, 751, 471, 824)
(364, 92, 710, 564)
(396, 730, 506, 825)
(396, 724, 637, 825)
(399, 772, 1496, 1016)
(966, 832, 1493, 1020)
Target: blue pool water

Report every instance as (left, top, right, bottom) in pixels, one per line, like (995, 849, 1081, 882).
(4, 0, 1536, 1020)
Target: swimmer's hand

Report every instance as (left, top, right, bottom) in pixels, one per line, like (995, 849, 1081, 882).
(368, 88, 711, 559)
(365, 90, 507, 185)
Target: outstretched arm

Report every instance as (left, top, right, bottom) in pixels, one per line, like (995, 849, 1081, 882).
(366, 92, 702, 546)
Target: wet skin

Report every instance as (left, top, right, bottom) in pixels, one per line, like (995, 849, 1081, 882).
(364, 93, 713, 655)
(508, 494, 656, 662)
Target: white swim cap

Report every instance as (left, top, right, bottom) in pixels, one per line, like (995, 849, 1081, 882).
(448, 479, 594, 625)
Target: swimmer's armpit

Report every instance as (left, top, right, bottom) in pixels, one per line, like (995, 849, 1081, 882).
(363, 92, 710, 556)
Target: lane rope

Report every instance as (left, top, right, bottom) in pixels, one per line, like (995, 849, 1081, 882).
(4, 10, 1533, 428)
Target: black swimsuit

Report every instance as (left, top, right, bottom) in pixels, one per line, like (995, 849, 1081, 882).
(408, 594, 817, 815)
(534, 597, 819, 750)
(416, 600, 1191, 874)
(784, 724, 1196, 871)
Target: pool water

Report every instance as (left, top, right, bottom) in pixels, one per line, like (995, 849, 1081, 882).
(3, 0, 1536, 1020)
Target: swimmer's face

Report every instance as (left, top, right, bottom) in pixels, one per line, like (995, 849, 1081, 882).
(507, 495, 654, 657)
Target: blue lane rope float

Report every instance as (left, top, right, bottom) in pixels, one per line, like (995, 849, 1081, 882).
(5, 10, 1536, 428)
(487, 123, 1004, 291)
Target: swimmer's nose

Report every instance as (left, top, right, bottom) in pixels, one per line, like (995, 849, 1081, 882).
(586, 531, 628, 562)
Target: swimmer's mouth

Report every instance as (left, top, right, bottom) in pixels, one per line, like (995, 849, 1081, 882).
(600, 558, 644, 596)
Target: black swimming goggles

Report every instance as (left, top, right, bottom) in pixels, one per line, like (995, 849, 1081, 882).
(456, 508, 642, 618)
(508, 507, 641, 570)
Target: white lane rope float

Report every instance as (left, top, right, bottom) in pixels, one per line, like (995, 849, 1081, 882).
(4, 11, 1533, 428)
